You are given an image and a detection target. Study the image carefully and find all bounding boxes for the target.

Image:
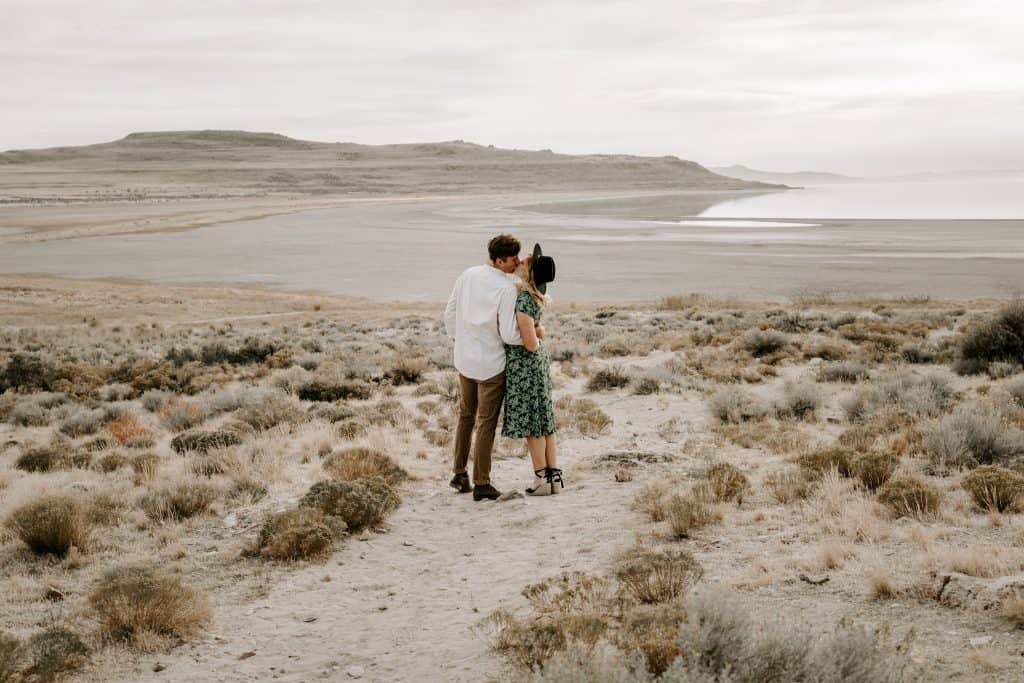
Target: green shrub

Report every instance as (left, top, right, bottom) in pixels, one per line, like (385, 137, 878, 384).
(6, 495, 91, 555)
(88, 565, 211, 646)
(170, 429, 242, 454)
(843, 371, 953, 421)
(298, 380, 372, 402)
(0, 354, 54, 393)
(199, 338, 279, 366)
(741, 329, 788, 357)
(955, 301, 1024, 375)
(300, 478, 400, 532)
(924, 408, 1024, 470)
(252, 508, 345, 561)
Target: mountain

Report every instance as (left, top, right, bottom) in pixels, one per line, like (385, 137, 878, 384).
(0, 131, 783, 201)
(711, 164, 860, 185)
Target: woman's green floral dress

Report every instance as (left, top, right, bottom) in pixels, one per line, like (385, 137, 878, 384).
(502, 290, 556, 438)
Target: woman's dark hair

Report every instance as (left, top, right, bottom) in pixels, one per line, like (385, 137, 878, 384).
(488, 234, 521, 262)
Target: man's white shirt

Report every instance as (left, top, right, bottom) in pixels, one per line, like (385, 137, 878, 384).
(444, 265, 522, 380)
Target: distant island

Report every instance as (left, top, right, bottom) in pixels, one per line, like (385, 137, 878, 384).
(711, 164, 861, 185)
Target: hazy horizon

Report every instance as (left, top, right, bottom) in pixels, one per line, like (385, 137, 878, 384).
(3, 0, 1023, 176)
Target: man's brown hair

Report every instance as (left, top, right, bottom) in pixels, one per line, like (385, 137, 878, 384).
(488, 234, 521, 262)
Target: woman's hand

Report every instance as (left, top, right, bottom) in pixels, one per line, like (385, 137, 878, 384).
(535, 324, 545, 339)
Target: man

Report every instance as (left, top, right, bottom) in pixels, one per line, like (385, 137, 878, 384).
(444, 234, 522, 501)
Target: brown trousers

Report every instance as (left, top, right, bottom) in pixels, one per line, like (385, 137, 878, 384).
(453, 371, 506, 486)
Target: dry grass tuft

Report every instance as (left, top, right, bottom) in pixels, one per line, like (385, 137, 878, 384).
(88, 564, 212, 649)
(481, 610, 567, 671)
(851, 451, 899, 491)
(6, 495, 91, 556)
(105, 413, 155, 445)
(867, 567, 899, 600)
(0, 632, 21, 683)
(322, 447, 408, 486)
(585, 366, 631, 392)
(960, 465, 1024, 512)
(614, 546, 704, 604)
(170, 428, 242, 454)
(139, 482, 218, 522)
(708, 386, 766, 424)
(666, 484, 723, 538)
(877, 477, 942, 520)
(24, 627, 89, 680)
(554, 396, 613, 436)
(798, 446, 855, 478)
(705, 462, 750, 503)
(1003, 592, 1024, 628)
(765, 468, 813, 504)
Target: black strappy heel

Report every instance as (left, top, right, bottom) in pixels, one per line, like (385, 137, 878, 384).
(526, 468, 551, 496)
(546, 467, 565, 494)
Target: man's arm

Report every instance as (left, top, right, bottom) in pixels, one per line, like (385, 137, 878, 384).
(498, 286, 522, 345)
(444, 275, 461, 339)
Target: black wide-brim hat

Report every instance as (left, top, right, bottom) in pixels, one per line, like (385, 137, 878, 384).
(530, 243, 556, 295)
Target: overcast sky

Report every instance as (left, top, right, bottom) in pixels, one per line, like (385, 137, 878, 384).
(2, 0, 1022, 175)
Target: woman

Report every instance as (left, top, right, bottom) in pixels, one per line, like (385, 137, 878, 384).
(502, 244, 562, 495)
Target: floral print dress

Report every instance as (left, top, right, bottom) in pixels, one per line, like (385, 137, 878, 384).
(502, 290, 556, 438)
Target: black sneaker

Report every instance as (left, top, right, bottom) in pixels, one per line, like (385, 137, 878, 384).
(473, 483, 502, 501)
(449, 472, 471, 494)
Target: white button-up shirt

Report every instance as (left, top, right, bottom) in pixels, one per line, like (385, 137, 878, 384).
(444, 265, 522, 381)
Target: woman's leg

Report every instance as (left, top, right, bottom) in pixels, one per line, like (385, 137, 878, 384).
(526, 436, 547, 488)
(544, 434, 557, 469)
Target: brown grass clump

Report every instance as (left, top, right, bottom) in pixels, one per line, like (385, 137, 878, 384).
(14, 446, 88, 473)
(851, 451, 899, 491)
(300, 478, 400, 532)
(798, 446, 855, 478)
(554, 396, 613, 436)
(705, 462, 749, 503)
(482, 611, 567, 671)
(322, 447, 408, 486)
(252, 508, 345, 561)
(88, 564, 211, 649)
(105, 413, 153, 446)
(708, 386, 766, 424)
(130, 452, 161, 480)
(960, 465, 1024, 513)
(521, 572, 613, 616)
(139, 482, 218, 522)
(24, 627, 89, 680)
(585, 366, 631, 392)
(666, 484, 723, 538)
(170, 428, 243, 454)
(614, 546, 704, 604)
(764, 468, 813, 504)
(6, 495, 91, 556)
(867, 568, 899, 600)
(713, 420, 809, 454)
(632, 482, 671, 522)
(877, 477, 942, 519)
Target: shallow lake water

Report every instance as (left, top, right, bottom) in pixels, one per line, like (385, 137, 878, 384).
(1, 181, 1022, 301)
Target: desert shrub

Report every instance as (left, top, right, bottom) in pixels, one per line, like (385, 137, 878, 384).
(297, 380, 372, 402)
(554, 396, 613, 436)
(336, 417, 369, 439)
(1006, 377, 1024, 407)
(961, 465, 1024, 512)
(0, 354, 54, 392)
(25, 627, 89, 680)
(483, 611, 567, 671)
(798, 446, 855, 478)
(988, 362, 1024, 379)
(322, 447, 408, 486)
(139, 389, 173, 412)
(900, 345, 934, 364)
(923, 407, 1024, 470)
(80, 435, 116, 452)
(521, 572, 614, 616)
(158, 399, 209, 431)
(384, 356, 429, 385)
(772, 381, 822, 420)
(614, 547, 704, 604)
(88, 564, 211, 647)
(1004, 593, 1024, 629)
(877, 477, 942, 519)
(0, 632, 21, 683)
(139, 482, 218, 522)
(199, 338, 279, 366)
(843, 371, 953, 421)
(10, 393, 65, 426)
(586, 366, 631, 392)
(708, 386, 766, 424)
(705, 462, 749, 503)
(300, 478, 400, 532)
(58, 407, 107, 437)
(632, 378, 661, 395)
(851, 451, 899, 491)
(106, 413, 154, 445)
(188, 450, 237, 477)
(741, 329, 788, 357)
(6, 495, 90, 555)
(237, 391, 304, 430)
(954, 301, 1024, 374)
(764, 468, 812, 503)
(363, 399, 410, 427)
(97, 451, 129, 473)
(170, 428, 243, 454)
(309, 402, 358, 423)
(817, 361, 869, 383)
(252, 508, 345, 561)
(665, 484, 722, 538)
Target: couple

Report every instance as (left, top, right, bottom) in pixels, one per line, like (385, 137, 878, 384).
(443, 234, 562, 501)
